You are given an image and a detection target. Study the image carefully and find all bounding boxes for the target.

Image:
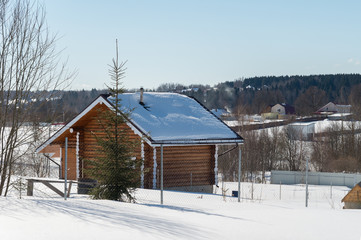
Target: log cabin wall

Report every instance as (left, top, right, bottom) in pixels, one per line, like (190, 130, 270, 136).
(143, 143, 155, 189)
(80, 116, 142, 179)
(60, 134, 79, 180)
(151, 145, 215, 188)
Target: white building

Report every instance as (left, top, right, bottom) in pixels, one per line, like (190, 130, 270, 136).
(287, 122, 315, 141)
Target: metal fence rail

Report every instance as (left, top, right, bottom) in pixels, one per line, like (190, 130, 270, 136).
(271, 170, 361, 188)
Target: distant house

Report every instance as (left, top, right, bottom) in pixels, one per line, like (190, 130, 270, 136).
(271, 103, 295, 115)
(36, 92, 243, 193)
(287, 122, 315, 141)
(342, 182, 361, 209)
(316, 102, 351, 115)
(262, 103, 295, 119)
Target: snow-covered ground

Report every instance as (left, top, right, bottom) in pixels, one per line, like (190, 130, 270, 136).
(1, 181, 360, 240)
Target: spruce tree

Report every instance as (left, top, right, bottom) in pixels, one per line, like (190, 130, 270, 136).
(87, 40, 141, 201)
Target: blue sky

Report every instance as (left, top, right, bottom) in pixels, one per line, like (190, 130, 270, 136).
(45, 0, 361, 90)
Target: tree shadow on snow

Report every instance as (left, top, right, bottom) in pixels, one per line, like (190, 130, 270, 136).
(139, 203, 251, 221)
(17, 198, 209, 239)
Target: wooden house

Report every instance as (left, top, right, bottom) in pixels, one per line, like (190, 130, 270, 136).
(271, 103, 295, 116)
(36, 91, 243, 193)
(341, 182, 361, 209)
(262, 103, 295, 120)
(316, 102, 351, 115)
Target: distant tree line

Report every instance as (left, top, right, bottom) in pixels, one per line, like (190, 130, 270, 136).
(178, 74, 361, 115)
(32, 73, 361, 123)
(157, 74, 361, 116)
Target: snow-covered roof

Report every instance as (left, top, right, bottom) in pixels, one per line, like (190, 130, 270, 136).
(36, 92, 242, 152)
(110, 92, 243, 144)
(288, 122, 316, 126)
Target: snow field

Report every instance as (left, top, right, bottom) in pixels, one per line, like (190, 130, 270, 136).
(1, 181, 361, 240)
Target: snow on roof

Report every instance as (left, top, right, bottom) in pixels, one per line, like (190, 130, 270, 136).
(109, 92, 242, 143)
(288, 122, 316, 126)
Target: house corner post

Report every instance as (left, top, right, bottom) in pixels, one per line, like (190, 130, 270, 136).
(214, 145, 219, 186)
(76, 132, 80, 180)
(152, 147, 157, 189)
(160, 144, 164, 205)
(140, 140, 145, 188)
(59, 147, 62, 179)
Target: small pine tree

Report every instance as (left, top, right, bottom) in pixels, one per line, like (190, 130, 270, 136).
(87, 40, 141, 201)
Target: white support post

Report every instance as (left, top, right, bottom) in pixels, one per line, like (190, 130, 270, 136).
(152, 147, 157, 189)
(140, 140, 145, 188)
(76, 132, 80, 180)
(64, 137, 68, 201)
(160, 144, 164, 205)
(214, 145, 219, 186)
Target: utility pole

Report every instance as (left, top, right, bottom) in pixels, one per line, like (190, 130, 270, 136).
(305, 157, 309, 207)
(238, 147, 242, 203)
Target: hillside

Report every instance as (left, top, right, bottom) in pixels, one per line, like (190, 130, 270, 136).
(30, 74, 361, 123)
(183, 74, 361, 115)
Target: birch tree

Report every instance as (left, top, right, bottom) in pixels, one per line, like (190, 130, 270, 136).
(0, 0, 72, 196)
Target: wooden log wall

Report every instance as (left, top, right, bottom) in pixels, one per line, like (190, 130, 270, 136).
(60, 133, 79, 180)
(343, 184, 361, 202)
(81, 117, 142, 178)
(152, 145, 215, 188)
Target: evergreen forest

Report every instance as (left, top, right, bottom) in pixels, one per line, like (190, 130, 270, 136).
(34, 73, 361, 123)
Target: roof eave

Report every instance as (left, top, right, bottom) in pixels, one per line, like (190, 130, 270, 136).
(150, 138, 244, 147)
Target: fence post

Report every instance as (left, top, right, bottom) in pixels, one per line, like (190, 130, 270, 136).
(279, 181, 282, 200)
(330, 182, 332, 199)
(238, 147, 241, 203)
(305, 157, 309, 207)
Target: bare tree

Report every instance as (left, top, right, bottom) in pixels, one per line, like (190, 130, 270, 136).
(349, 84, 361, 120)
(0, 0, 72, 196)
(280, 128, 305, 171)
(310, 139, 329, 172)
(294, 86, 327, 115)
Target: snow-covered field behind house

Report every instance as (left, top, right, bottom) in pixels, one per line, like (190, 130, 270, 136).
(1, 181, 360, 240)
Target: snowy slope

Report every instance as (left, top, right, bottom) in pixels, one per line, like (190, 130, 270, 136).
(1, 182, 360, 240)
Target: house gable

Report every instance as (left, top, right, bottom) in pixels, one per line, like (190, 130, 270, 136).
(271, 103, 295, 115)
(36, 95, 148, 155)
(342, 182, 361, 203)
(317, 102, 351, 114)
(271, 104, 285, 115)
